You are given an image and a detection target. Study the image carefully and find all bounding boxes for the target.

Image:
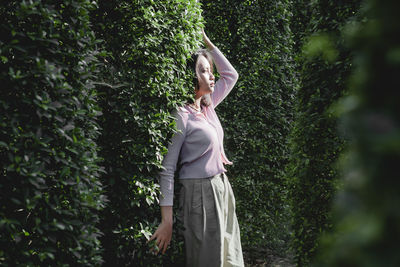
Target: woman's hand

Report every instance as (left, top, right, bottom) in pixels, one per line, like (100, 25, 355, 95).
(149, 206, 173, 254)
(202, 28, 216, 51)
(149, 221, 172, 254)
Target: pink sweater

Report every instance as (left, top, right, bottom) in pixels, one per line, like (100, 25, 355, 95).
(159, 47, 239, 206)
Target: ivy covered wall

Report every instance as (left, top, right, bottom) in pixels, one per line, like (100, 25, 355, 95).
(287, 0, 361, 265)
(90, 0, 203, 265)
(201, 0, 296, 262)
(1, 0, 399, 266)
(0, 1, 104, 265)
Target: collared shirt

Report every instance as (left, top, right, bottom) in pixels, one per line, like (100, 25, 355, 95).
(159, 47, 238, 206)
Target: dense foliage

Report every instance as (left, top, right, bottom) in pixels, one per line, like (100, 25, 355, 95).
(286, 0, 361, 265)
(90, 0, 203, 265)
(314, 0, 400, 265)
(2, 0, 399, 266)
(0, 1, 104, 265)
(201, 0, 296, 262)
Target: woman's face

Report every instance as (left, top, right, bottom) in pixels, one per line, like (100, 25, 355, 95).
(196, 55, 215, 95)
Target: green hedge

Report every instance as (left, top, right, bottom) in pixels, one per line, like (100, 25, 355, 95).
(287, 0, 361, 265)
(201, 0, 296, 261)
(314, 0, 400, 265)
(5, 1, 392, 265)
(0, 1, 104, 265)
(90, 0, 203, 265)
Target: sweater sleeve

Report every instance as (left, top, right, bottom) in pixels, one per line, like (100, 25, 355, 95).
(209, 47, 239, 108)
(158, 109, 187, 206)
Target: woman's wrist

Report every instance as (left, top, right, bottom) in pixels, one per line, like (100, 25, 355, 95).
(207, 44, 216, 51)
(160, 205, 173, 224)
(204, 39, 215, 51)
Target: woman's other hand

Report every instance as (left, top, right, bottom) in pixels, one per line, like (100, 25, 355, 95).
(149, 206, 173, 254)
(149, 221, 172, 254)
(202, 28, 216, 51)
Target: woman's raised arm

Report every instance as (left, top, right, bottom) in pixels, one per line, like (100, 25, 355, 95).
(202, 29, 239, 108)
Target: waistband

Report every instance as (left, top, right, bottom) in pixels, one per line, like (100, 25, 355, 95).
(179, 172, 225, 181)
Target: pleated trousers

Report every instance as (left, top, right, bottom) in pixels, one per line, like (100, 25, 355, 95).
(178, 172, 244, 267)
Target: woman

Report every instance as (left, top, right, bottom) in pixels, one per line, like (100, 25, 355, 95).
(150, 29, 244, 267)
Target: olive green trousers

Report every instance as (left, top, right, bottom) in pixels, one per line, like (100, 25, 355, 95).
(178, 172, 244, 267)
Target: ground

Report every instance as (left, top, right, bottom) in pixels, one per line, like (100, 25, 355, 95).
(244, 248, 295, 267)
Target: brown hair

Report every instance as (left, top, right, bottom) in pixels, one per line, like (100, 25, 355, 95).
(187, 49, 214, 107)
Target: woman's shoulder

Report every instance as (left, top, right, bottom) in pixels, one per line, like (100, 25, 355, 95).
(177, 104, 190, 114)
(170, 104, 190, 121)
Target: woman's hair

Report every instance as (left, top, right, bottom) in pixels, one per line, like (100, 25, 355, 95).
(187, 49, 214, 107)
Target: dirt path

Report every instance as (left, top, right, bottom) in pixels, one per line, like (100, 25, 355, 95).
(248, 257, 295, 267)
(244, 249, 295, 267)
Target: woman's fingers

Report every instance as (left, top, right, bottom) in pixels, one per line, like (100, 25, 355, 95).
(156, 237, 164, 251)
(148, 232, 156, 243)
(149, 222, 172, 255)
(162, 241, 169, 254)
(156, 239, 170, 255)
(157, 240, 165, 254)
(156, 235, 171, 255)
(149, 233, 168, 255)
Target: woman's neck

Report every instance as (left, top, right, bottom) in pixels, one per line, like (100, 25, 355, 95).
(193, 97, 202, 110)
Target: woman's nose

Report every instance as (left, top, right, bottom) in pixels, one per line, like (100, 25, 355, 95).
(210, 73, 214, 80)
